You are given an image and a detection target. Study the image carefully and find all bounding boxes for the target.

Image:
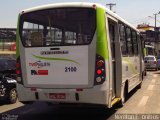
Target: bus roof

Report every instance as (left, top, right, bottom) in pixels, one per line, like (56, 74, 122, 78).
(20, 2, 139, 32)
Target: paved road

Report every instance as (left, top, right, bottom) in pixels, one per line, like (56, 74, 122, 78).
(0, 70, 160, 120)
(108, 70, 160, 120)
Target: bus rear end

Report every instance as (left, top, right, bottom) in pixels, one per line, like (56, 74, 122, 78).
(16, 3, 108, 105)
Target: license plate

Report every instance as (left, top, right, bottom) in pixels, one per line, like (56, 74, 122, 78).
(49, 93, 66, 99)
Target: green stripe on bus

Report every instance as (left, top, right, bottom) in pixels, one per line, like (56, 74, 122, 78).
(32, 54, 80, 65)
(143, 48, 147, 57)
(96, 7, 109, 59)
(16, 14, 20, 58)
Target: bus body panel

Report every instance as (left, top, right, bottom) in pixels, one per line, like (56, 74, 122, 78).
(24, 46, 89, 87)
(17, 82, 108, 105)
(122, 56, 141, 92)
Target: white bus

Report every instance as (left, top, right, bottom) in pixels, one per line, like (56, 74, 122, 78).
(16, 2, 143, 108)
(145, 45, 155, 56)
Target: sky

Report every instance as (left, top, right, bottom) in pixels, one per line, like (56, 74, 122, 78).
(0, 0, 160, 28)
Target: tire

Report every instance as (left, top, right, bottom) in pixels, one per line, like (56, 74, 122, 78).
(118, 83, 128, 107)
(137, 82, 142, 89)
(142, 72, 144, 81)
(8, 88, 17, 104)
(144, 70, 147, 76)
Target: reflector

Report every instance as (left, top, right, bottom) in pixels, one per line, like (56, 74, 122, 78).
(16, 70, 21, 75)
(96, 77, 102, 83)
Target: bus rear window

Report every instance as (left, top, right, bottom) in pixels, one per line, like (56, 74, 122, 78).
(20, 8, 96, 47)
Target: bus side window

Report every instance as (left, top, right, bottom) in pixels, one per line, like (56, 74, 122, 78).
(31, 32, 43, 46)
(126, 27, 133, 56)
(132, 30, 138, 56)
(119, 23, 127, 56)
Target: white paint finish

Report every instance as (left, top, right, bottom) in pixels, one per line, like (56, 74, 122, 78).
(25, 46, 89, 86)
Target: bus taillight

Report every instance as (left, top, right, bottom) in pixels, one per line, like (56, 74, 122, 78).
(96, 69, 102, 75)
(97, 60, 104, 67)
(16, 69, 21, 75)
(16, 57, 23, 84)
(95, 55, 106, 85)
(16, 62, 21, 74)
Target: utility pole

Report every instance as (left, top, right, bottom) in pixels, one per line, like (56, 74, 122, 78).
(154, 12, 160, 31)
(153, 12, 160, 56)
(154, 13, 157, 29)
(106, 3, 116, 11)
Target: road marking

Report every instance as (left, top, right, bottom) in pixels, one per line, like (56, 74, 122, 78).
(153, 74, 157, 78)
(151, 79, 156, 83)
(0, 102, 24, 113)
(138, 96, 149, 106)
(147, 85, 154, 90)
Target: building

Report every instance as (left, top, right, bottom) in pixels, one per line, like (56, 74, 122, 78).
(0, 28, 16, 58)
(137, 24, 160, 56)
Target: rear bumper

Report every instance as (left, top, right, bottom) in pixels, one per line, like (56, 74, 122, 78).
(17, 84, 109, 106)
(145, 65, 157, 69)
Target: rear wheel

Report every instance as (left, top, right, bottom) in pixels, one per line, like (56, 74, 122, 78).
(118, 83, 128, 107)
(137, 82, 142, 89)
(155, 67, 158, 71)
(142, 72, 144, 81)
(144, 69, 147, 76)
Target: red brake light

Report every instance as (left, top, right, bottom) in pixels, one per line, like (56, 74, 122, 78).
(76, 89, 83, 92)
(16, 70, 21, 75)
(16, 57, 22, 75)
(16, 62, 20, 68)
(30, 88, 37, 92)
(154, 61, 157, 64)
(97, 69, 102, 75)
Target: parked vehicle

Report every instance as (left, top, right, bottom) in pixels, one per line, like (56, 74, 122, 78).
(144, 55, 158, 71)
(157, 59, 160, 70)
(0, 58, 17, 104)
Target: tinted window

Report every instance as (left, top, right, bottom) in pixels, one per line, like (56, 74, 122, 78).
(20, 8, 96, 47)
(119, 23, 127, 56)
(0, 60, 6, 70)
(0, 59, 16, 71)
(126, 27, 133, 56)
(132, 30, 138, 55)
(6, 60, 16, 69)
(144, 57, 155, 61)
